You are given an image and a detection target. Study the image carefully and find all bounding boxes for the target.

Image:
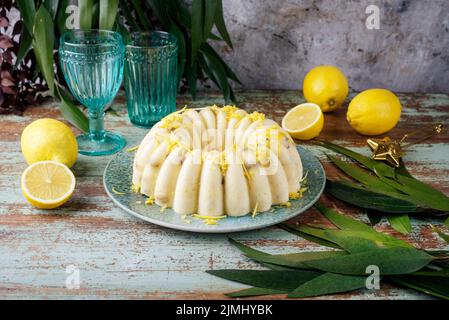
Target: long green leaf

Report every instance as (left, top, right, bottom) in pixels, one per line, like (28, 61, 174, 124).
(168, 23, 185, 85)
(279, 223, 342, 249)
(206, 270, 321, 291)
(203, 0, 218, 39)
(191, 0, 204, 64)
(328, 155, 399, 194)
(411, 269, 449, 277)
(304, 247, 433, 275)
(229, 238, 346, 269)
(314, 202, 374, 232)
(172, 0, 192, 28)
(297, 226, 381, 253)
(337, 179, 427, 209)
(200, 50, 231, 102)
(379, 176, 449, 211)
(314, 203, 413, 248)
(185, 62, 198, 99)
(202, 43, 241, 84)
(288, 273, 367, 298)
(56, 85, 89, 132)
(120, 1, 140, 32)
(322, 141, 449, 210)
(390, 175, 449, 211)
(297, 226, 413, 252)
(226, 287, 287, 298)
(55, 0, 70, 35)
(214, 0, 233, 48)
(17, 0, 36, 34)
(99, 0, 119, 30)
(261, 262, 300, 271)
(131, 0, 152, 30)
(32, 6, 55, 96)
(326, 180, 419, 213)
(115, 21, 130, 44)
(397, 159, 413, 178)
(43, 0, 60, 20)
(390, 275, 449, 300)
(145, 0, 171, 29)
(15, 27, 32, 66)
(79, 0, 94, 30)
(387, 214, 411, 235)
(318, 141, 396, 178)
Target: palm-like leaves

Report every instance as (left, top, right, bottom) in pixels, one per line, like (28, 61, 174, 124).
(16, 0, 239, 131)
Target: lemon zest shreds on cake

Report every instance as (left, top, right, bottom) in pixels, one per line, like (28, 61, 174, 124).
(160, 112, 183, 130)
(221, 105, 240, 120)
(145, 196, 155, 205)
(219, 152, 228, 176)
(176, 105, 188, 114)
(160, 205, 168, 213)
(155, 132, 191, 153)
(281, 201, 292, 208)
(131, 184, 140, 193)
(238, 154, 252, 180)
(252, 202, 259, 218)
(247, 111, 265, 122)
(167, 133, 181, 152)
(193, 214, 227, 220)
(112, 187, 126, 195)
(126, 145, 139, 153)
(289, 191, 304, 200)
(193, 214, 227, 226)
(210, 104, 220, 112)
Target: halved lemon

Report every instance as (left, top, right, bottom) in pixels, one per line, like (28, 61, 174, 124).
(21, 161, 76, 209)
(281, 103, 324, 140)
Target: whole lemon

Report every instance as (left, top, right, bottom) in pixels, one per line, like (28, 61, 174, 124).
(347, 89, 402, 136)
(303, 65, 349, 112)
(21, 119, 78, 168)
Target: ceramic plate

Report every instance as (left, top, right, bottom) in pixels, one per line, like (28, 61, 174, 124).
(104, 145, 325, 233)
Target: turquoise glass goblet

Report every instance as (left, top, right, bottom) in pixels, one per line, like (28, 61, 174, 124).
(59, 30, 126, 156)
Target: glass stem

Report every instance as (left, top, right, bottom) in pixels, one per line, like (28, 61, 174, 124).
(88, 109, 106, 141)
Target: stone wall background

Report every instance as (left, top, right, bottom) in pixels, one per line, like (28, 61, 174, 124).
(212, 0, 449, 93)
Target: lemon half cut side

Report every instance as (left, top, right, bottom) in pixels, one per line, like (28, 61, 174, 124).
(21, 161, 76, 209)
(281, 103, 324, 140)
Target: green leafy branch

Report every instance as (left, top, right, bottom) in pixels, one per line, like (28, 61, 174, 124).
(317, 141, 449, 234)
(207, 203, 449, 299)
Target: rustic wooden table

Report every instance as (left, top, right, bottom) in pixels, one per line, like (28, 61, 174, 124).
(0, 90, 448, 299)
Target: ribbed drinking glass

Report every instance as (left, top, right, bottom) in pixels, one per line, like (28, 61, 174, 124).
(124, 32, 178, 128)
(59, 30, 125, 156)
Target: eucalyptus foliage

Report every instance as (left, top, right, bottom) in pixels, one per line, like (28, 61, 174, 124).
(208, 203, 449, 299)
(319, 141, 449, 234)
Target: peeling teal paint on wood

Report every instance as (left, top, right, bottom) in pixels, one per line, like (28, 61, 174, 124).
(0, 90, 447, 299)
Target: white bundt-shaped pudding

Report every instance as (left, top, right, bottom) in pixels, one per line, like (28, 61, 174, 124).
(132, 106, 303, 217)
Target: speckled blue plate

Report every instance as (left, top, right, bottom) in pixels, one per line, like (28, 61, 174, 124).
(104, 145, 325, 233)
